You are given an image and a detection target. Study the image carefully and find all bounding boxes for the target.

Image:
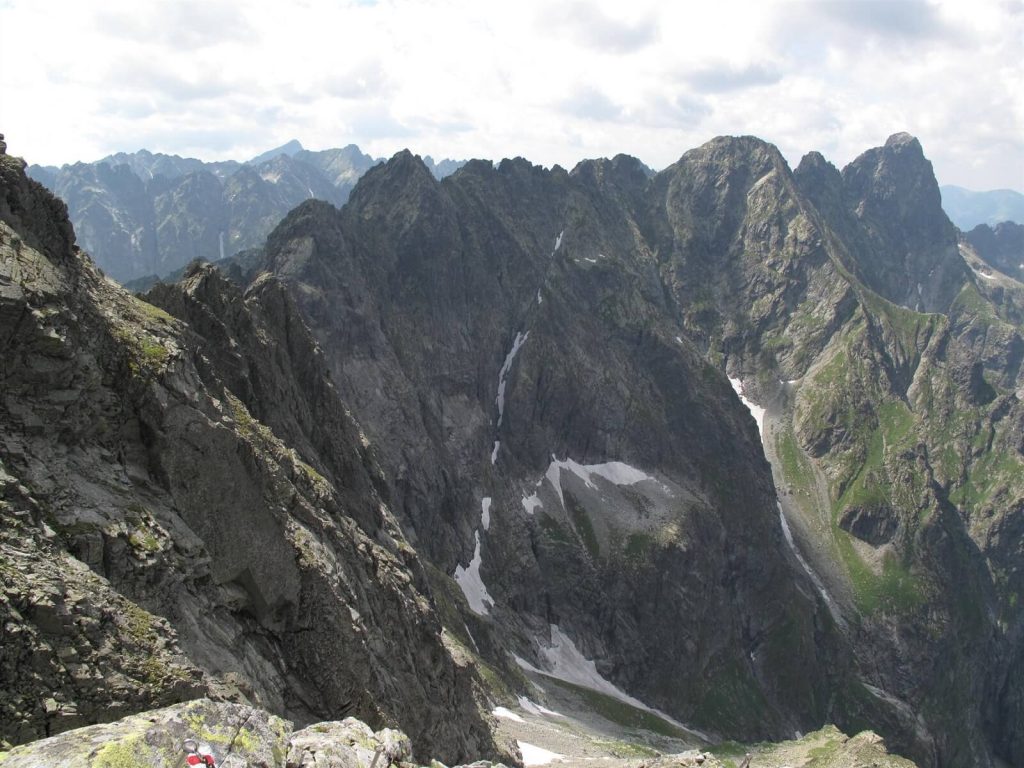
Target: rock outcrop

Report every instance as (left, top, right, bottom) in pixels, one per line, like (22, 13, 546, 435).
(0, 698, 414, 768)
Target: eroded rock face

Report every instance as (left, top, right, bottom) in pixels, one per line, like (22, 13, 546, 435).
(248, 135, 1021, 768)
(0, 153, 509, 764)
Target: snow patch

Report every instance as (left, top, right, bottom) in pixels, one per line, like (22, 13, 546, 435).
(544, 456, 656, 509)
(518, 696, 564, 718)
(554, 230, 564, 252)
(584, 257, 597, 263)
(538, 625, 711, 741)
(522, 493, 542, 515)
(481, 497, 492, 531)
(260, 170, 282, 183)
(537, 289, 543, 304)
(491, 440, 501, 464)
(492, 707, 524, 723)
(728, 376, 765, 439)
(513, 654, 543, 674)
(496, 331, 529, 426)
(453, 531, 493, 615)
(675, 336, 684, 345)
(519, 742, 563, 766)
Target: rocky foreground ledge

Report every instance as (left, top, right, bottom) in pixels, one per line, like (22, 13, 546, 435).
(0, 696, 919, 768)
(0, 697, 723, 768)
(0, 698, 418, 768)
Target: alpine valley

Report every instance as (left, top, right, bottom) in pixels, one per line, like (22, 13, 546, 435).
(1, 131, 1021, 768)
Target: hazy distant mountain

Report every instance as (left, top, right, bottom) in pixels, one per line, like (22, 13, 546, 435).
(247, 138, 305, 166)
(940, 184, 1024, 229)
(25, 141, 466, 282)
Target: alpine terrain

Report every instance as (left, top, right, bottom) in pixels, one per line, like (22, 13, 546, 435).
(26, 142, 465, 285)
(1, 130, 1020, 768)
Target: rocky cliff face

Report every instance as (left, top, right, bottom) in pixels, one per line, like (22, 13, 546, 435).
(247, 136, 1021, 768)
(255, 148, 845, 747)
(0, 151, 510, 763)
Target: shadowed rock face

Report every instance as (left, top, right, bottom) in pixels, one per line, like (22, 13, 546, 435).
(249, 135, 1022, 768)
(0, 153, 510, 764)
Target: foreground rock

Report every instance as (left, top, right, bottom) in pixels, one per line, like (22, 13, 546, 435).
(0, 698, 417, 767)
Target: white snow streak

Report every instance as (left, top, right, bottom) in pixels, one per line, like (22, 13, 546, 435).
(517, 696, 564, 718)
(497, 331, 529, 427)
(491, 440, 501, 464)
(538, 625, 711, 741)
(453, 531, 494, 615)
(513, 654, 543, 674)
(519, 742, 564, 766)
(522, 493, 542, 515)
(544, 457, 656, 509)
(537, 289, 543, 304)
(554, 230, 564, 252)
(728, 376, 765, 439)
(778, 503, 845, 629)
(481, 497, 492, 531)
(492, 707, 524, 723)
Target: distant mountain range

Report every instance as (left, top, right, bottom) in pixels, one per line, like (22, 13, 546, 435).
(26, 141, 465, 282)
(940, 185, 1024, 230)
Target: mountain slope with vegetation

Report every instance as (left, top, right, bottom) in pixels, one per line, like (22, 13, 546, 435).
(243, 134, 1022, 768)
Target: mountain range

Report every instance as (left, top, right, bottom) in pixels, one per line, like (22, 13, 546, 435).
(2, 131, 1022, 768)
(25, 141, 465, 284)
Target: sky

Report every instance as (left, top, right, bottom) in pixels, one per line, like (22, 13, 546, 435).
(1, 0, 1021, 191)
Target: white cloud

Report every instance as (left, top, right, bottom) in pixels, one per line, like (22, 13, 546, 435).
(0, 0, 1020, 190)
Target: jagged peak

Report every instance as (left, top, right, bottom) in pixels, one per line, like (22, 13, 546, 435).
(884, 131, 922, 152)
(794, 150, 843, 190)
(666, 134, 791, 183)
(348, 148, 438, 199)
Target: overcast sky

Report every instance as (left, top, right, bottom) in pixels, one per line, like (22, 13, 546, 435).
(1, 0, 1021, 190)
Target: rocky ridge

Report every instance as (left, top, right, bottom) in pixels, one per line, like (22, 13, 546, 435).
(0, 149, 509, 763)
(26, 141, 467, 284)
